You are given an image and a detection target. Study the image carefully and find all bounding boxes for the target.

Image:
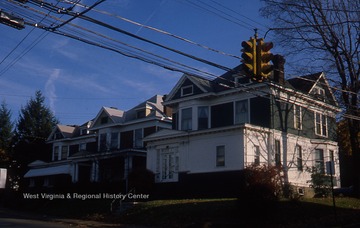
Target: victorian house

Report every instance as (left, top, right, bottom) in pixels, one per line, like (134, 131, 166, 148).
(24, 95, 172, 191)
(145, 61, 341, 197)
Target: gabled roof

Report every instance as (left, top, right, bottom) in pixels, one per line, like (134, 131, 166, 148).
(164, 65, 252, 103)
(288, 72, 338, 106)
(165, 64, 338, 108)
(91, 106, 125, 128)
(165, 74, 212, 101)
(287, 72, 323, 93)
(47, 124, 77, 141)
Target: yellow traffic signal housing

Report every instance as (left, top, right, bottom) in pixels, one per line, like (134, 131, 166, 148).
(241, 37, 257, 77)
(257, 38, 274, 80)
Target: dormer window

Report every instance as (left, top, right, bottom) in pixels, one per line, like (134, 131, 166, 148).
(101, 116, 108, 124)
(80, 128, 88, 135)
(181, 85, 193, 97)
(137, 109, 146, 119)
(234, 75, 251, 85)
(313, 86, 325, 101)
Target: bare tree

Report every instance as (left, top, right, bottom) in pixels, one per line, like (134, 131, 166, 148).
(260, 0, 359, 195)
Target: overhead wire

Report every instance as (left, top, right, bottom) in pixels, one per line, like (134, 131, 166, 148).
(2, 0, 358, 122)
(61, 0, 242, 60)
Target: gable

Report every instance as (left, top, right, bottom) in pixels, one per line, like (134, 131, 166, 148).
(47, 124, 76, 141)
(165, 74, 213, 103)
(287, 72, 338, 107)
(92, 107, 124, 128)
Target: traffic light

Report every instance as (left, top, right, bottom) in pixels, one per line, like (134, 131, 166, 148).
(241, 37, 257, 78)
(256, 38, 274, 81)
(0, 10, 25, 30)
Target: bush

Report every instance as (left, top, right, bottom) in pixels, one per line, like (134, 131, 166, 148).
(307, 166, 332, 197)
(238, 164, 283, 215)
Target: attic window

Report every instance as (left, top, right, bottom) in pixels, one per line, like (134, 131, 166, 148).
(137, 109, 146, 119)
(181, 85, 193, 96)
(234, 75, 251, 85)
(80, 128, 88, 135)
(101, 116, 108, 124)
(313, 87, 325, 101)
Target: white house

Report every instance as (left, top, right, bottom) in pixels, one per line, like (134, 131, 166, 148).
(145, 63, 341, 197)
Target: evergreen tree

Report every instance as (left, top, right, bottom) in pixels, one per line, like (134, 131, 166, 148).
(12, 90, 59, 189)
(0, 100, 13, 167)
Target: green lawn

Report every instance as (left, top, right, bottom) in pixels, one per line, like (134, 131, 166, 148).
(6, 195, 360, 227)
(116, 197, 360, 227)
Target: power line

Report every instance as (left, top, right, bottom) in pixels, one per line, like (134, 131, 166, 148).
(62, 0, 242, 60)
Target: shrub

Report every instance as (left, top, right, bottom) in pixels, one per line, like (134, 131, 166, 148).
(238, 164, 283, 214)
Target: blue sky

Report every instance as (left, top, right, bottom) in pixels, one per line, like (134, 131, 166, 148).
(0, 0, 275, 125)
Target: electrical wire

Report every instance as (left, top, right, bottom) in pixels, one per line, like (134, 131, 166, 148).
(1, 0, 358, 123)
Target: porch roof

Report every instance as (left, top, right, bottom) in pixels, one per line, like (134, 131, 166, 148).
(24, 164, 71, 178)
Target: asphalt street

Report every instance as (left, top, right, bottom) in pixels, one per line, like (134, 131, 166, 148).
(0, 206, 147, 228)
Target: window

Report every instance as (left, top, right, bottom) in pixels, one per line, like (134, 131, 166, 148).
(294, 105, 302, 130)
(254, 145, 260, 165)
(156, 147, 179, 182)
(61, 146, 68, 160)
(79, 143, 86, 151)
(101, 116, 108, 124)
(216, 145, 225, 167)
(275, 140, 281, 166)
(315, 112, 327, 137)
(235, 100, 249, 124)
(329, 150, 334, 162)
(99, 133, 107, 152)
(211, 102, 233, 128)
(315, 149, 325, 174)
(181, 85, 193, 96)
(329, 150, 335, 174)
(198, 106, 209, 130)
(313, 86, 325, 101)
(234, 75, 251, 85)
(80, 128, 88, 135)
(181, 108, 192, 131)
(110, 132, 119, 150)
(134, 129, 143, 148)
(137, 109, 146, 119)
(53, 146, 59, 161)
(296, 145, 303, 171)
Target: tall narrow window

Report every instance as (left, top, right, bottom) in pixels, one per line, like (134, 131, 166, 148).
(275, 140, 281, 166)
(235, 100, 249, 124)
(181, 108, 192, 131)
(53, 146, 59, 161)
(134, 128, 143, 148)
(315, 149, 325, 174)
(99, 133, 107, 152)
(329, 150, 335, 174)
(216, 145, 225, 167)
(198, 106, 209, 130)
(294, 105, 302, 130)
(61, 146, 68, 160)
(110, 132, 119, 150)
(156, 147, 179, 182)
(296, 145, 303, 171)
(254, 145, 260, 165)
(315, 112, 327, 137)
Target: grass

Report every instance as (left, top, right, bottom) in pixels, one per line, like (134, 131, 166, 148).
(116, 197, 360, 227)
(4, 194, 360, 227)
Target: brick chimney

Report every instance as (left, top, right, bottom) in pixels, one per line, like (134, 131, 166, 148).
(272, 54, 285, 84)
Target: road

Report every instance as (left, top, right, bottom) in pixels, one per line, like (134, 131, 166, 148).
(0, 206, 143, 227)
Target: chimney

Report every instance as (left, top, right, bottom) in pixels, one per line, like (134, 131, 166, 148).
(162, 95, 172, 117)
(272, 54, 285, 84)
